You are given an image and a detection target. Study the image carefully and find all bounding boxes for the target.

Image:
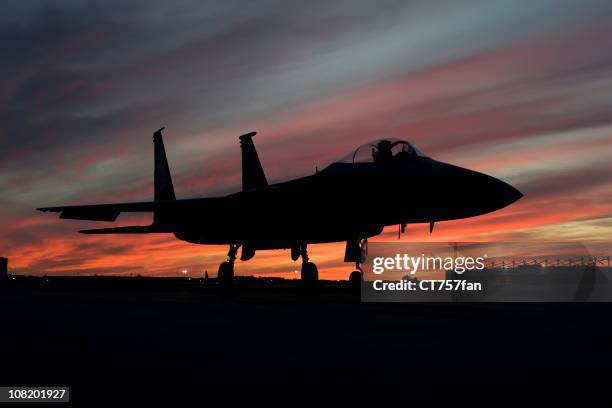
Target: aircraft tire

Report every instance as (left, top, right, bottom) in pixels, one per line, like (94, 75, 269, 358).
(218, 261, 234, 285)
(348, 270, 362, 291)
(301, 262, 319, 284)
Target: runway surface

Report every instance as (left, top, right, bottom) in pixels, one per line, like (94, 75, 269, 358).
(1, 276, 611, 401)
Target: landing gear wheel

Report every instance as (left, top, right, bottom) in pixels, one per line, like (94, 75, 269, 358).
(297, 243, 318, 286)
(218, 243, 239, 286)
(218, 261, 234, 285)
(348, 270, 362, 290)
(301, 261, 319, 284)
(349, 260, 363, 292)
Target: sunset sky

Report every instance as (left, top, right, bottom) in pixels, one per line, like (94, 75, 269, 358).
(2, 0, 612, 279)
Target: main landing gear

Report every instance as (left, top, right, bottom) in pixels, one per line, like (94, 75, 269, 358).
(292, 243, 318, 285)
(218, 243, 239, 285)
(218, 242, 320, 286)
(217, 240, 364, 287)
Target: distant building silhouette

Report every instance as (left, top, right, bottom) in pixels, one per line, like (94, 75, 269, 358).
(0, 257, 7, 283)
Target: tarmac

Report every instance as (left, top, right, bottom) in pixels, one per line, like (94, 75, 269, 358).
(1, 275, 611, 402)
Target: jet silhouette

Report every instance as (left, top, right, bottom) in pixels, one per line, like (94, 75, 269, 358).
(38, 128, 522, 284)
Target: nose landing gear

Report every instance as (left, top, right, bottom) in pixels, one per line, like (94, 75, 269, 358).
(346, 238, 367, 291)
(349, 261, 363, 291)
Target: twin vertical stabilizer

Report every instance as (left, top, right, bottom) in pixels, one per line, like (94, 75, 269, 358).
(153, 127, 175, 226)
(153, 127, 176, 202)
(239, 131, 268, 191)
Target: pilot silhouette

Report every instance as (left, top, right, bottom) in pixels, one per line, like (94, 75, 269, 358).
(394, 143, 415, 161)
(372, 140, 404, 163)
(372, 140, 393, 163)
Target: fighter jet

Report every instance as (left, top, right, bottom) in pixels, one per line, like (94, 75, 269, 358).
(38, 128, 522, 283)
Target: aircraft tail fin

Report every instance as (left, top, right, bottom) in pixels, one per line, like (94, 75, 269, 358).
(153, 127, 176, 202)
(153, 127, 175, 225)
(239, 131, 268, 191)
(38, 128, 180, 230)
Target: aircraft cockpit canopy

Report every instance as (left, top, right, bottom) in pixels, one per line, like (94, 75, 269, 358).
(333, 139, 428, 165)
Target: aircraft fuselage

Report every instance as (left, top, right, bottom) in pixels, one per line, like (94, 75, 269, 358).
(171, 157, 521, 249)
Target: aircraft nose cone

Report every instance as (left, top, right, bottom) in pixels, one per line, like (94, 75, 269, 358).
(484, 175, 523, 211)
(420, 161, 523, 219)
(497, 180, 522, 207)
(447, 166, 523, 216)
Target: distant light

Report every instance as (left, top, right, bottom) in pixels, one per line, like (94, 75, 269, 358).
(181, 269, 188, 276)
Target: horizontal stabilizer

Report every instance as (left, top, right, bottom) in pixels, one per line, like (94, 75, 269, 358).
(62, 208, 120, 222)
(79, 225, 168, 234)
(38, 201, 157, 222)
